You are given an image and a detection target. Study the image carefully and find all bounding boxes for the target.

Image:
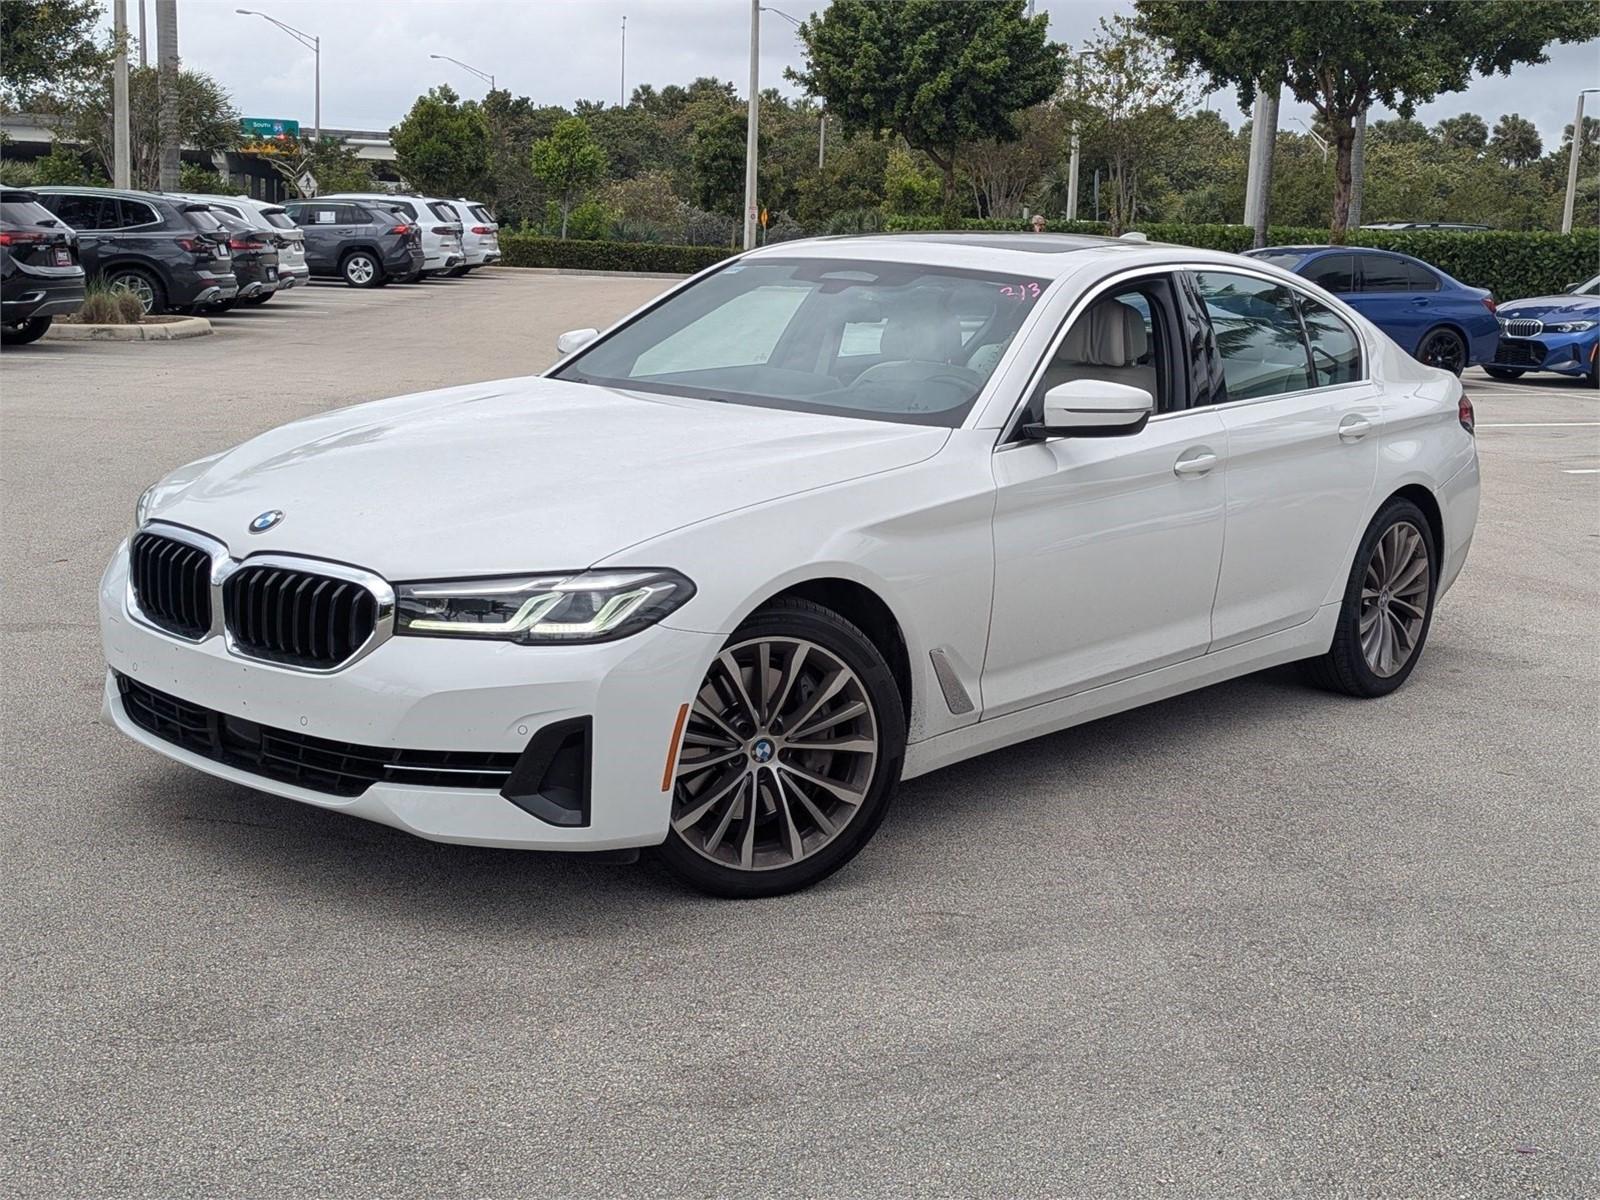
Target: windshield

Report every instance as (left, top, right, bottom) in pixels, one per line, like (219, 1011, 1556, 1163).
(1247, 252, 1307, 269)
(1574, 274, 1600, 296)
(553, 258, 1049, 427)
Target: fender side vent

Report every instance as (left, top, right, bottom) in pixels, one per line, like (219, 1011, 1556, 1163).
(929, 648, 975, 715)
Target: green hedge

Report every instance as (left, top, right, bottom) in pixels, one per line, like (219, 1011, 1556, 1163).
(883, 215, 1597, 299)
(501, 224, 1597, 300)
(498, 235, 729, 274)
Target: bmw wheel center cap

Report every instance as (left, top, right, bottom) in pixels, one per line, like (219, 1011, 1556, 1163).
(249, 509, 284, 533)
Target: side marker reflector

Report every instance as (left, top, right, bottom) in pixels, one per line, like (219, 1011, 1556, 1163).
(661, 702, 689, 792)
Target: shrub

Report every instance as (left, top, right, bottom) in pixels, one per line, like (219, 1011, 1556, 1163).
(74, 282, 142, 324)
(499, 235, 730, 274)
(113, 289, 146, 323)
(0, 158, 39, 186)
(565, 198, 616, 242)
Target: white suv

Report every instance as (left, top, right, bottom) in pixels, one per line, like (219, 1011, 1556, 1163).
(320, 193, 463, 278)
(443, 199, 500, 274)
(170, 193, 311, 294)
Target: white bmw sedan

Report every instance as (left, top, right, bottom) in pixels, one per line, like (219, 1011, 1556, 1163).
(101, 234, 1480, 896)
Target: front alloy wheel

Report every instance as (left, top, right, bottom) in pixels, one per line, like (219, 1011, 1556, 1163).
(659, 600, 904, 897)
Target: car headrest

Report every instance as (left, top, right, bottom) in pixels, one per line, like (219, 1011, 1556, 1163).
(1061, 299, 1149, 367)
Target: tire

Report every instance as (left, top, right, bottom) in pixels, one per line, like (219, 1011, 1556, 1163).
(241, 291, 273, 306)
(210, 298, 238, 312)
(340, 250, 382, 288)
(393, 270, 421, 284)
(1303, 497, 1438, 698)
(1483, 366, 1524, 380)
(105, 267, 166, 315)
(1416, 327, 1467, 376)
(1, 316, 52, 345)
(444, 265, 468, 278)
(656, 597, 907, 898)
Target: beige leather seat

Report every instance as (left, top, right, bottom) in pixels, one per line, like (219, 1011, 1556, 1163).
(1040, 298, 1159, 396)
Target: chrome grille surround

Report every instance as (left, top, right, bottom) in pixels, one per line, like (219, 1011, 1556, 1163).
(1501, 318, 1544, 338)
(125, 522, 394, 673)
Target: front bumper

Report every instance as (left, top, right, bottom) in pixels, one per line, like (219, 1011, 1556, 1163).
(1489, 334, 1598, 376)
(99, 543, 718, 850)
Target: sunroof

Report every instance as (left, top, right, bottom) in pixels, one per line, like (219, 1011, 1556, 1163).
(892, 233, 1118, 254)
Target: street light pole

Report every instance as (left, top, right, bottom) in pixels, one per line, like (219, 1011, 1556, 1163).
(112, 0, 131, 188)
(428, 53, 494, 92)
(237, 10, 321, 140)
(1561, 88, 1599, 235)
(743, 0, 760, 250)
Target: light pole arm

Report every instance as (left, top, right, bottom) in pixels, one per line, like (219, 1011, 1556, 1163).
(430, 54, 494, 89)
(237, 10, 316, 52)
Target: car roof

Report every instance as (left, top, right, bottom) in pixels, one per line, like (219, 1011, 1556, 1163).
(30, 185, 174, 201)
(738, 232, 1219, 280)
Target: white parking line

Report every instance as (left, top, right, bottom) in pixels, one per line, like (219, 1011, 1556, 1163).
(1562, 468, 1600, 474)
(1477, 422, 1600, 428)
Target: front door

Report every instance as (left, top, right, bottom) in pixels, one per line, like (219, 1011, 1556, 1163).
(981, 275, 1228, 717)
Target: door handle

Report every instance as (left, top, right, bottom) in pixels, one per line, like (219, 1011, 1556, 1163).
(1173, 450, 1217, 477)
(1339, 414, 1373, 442)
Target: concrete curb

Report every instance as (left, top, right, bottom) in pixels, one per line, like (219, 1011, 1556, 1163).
(45, 316, 213, 342)
(485, 265, 691, 281)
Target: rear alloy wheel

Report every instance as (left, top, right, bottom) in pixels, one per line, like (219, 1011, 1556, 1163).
(1304, 498, 1437, 698)
(1, 316, 52, 345)
(1483, 366, 1524, 380)
(106, 269, 165, 315)
(658, 599, 905, 897)
(1416, 327, 1466, 375)
(341, 251, 381, 288)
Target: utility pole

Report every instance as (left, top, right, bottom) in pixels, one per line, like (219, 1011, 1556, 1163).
(156, 0, 179, 191)
(742, 0, 759, 251)
(1348, 111, 1367, 228)
(1242, 83, 1279, 247)
(113, 0, 131, 188)
(1065, 52, 1082, 221)
(1562, 89, 1598, 235)
(137, 0, 147, 66)
(818, 113, 826, 170)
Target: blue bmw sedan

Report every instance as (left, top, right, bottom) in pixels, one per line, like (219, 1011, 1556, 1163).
(1247, 245, 1499, 376)
(1485, 273, 1599, 385)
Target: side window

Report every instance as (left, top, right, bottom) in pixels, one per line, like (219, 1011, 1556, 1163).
(1027, 277, 1175, 418)
(1297, 295, 1363, 386)
(1305, 254, 1355, 292)
(305, 206, 341, 225)
(336, 204, 368, 224)
(1191, 271, 1312, 401)
(1358, 255, 1409, 292)
(1404, 261, 1440, 291)
(43, 193, 115, 230)
(114, 200, 159, 227)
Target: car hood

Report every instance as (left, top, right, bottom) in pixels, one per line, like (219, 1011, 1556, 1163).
(1499, 295, 1598, 319)
(144, 377, 950, 579)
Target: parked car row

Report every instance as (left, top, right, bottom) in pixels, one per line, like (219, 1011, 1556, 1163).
(1247, 244, 1598, 385)
(0, 184, 501, 343)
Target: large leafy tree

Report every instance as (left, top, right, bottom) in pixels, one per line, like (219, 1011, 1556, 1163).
(261, 135, 377, 198)
(390, 84, 490, 198)
(65, 65, 237, 190)
(788, 0, 1064, 212)
(689, 108, 750, 220)
(1434, 112, 1488, 153)
(1134, 0, 1600, 239)
(530, 116, 607, 237)
(0, 0, 105, 108)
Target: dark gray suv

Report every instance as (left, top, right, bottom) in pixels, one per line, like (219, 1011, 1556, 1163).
(31, 187, 239, 314)
(283, 199, 425, 288)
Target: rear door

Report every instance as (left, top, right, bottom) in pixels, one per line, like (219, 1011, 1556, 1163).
(36, 192, 115, 275)
(1187, 269, 1380, 649)
(1347, 253, 1424, 355)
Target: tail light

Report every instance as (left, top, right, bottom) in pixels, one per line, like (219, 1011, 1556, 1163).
(0, 230, 44, 245)
(1481, 296, 1496, 314)
(471, 225, 492, 235)
(1458, 391, 1474, 435)
(228, 236, 266, 252)
(174, 236, 207, 252)
(390, 223, 412, 235)
(431, 225, 456, 236)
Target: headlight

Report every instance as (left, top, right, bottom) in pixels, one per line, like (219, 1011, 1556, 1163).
(1547, 320, 1595, 333)
(394, 569, 695, 644)
(134, 484, 156, 529)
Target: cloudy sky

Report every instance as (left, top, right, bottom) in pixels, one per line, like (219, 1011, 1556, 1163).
(118, 0, 1597, 143)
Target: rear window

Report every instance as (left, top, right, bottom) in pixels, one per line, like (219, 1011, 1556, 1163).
(1248, 252, 1306, 270)
(427, 201, 458, 223)
(383, 199, 418, 219)
(260, 209, 296, 230)
(469, 205, 494, 223)
(1, 197, 59, 226)
(183, 207, 225, 232)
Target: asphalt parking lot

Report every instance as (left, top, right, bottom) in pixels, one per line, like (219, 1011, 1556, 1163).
(2, 268, 1596, 1198)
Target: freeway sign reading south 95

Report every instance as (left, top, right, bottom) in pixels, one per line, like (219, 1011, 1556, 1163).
(240, 117, 300, 139)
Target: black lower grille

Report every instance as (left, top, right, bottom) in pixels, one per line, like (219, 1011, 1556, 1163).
(116, 673, 520, 797)
(224, 564, 378, 668)
(130, 532, 213, 639)
(1494, 338, 1546, 368)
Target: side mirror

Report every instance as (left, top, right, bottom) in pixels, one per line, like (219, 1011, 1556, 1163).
(1023, 379, 1154, 439)
(556, 327, 599, 356)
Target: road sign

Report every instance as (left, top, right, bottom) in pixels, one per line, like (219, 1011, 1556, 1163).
(240, 117, 300, 139)
(759, 207, 769, 228)
(296, 169, 318, 197)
